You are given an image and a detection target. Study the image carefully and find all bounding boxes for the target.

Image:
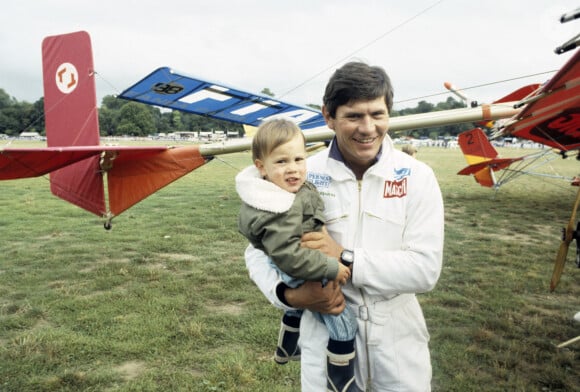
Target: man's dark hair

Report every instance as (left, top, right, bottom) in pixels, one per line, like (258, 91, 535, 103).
(323, 61, 394, 118)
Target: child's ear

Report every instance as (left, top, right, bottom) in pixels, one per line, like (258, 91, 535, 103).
(254, 159, 266, 178)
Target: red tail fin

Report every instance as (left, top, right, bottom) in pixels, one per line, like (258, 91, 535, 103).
(42, 31, 105, 216)
(458, 128, 526, 188)
(458, 128, 498, 160)
(457, 128, 497, 187)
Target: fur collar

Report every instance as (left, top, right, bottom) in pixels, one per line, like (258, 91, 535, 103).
(235, 165, 295, 213)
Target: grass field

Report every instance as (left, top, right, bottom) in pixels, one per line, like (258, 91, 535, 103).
(0, 143, 579, 391)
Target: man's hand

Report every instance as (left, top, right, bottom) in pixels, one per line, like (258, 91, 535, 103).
(284, 280, 345, 315)
(301, 226, 342, 259)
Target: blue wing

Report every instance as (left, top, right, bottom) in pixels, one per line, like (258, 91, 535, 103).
(118, 67, 325, 130)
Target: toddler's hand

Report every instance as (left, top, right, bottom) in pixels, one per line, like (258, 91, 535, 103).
(336, 263, 351, 286)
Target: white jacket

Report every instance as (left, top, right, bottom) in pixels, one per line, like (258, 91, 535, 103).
(246, 135, 444, 391)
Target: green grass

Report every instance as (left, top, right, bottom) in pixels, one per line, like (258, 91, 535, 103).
(1, 144, 579, 391)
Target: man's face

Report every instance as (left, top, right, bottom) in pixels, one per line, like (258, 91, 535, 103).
(255, 133, 307, 193)
(323, 97, 390, 173)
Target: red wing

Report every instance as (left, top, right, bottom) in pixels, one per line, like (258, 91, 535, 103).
(0, 146, 171, 217)
(106, 145, 207, 216)
(492, 84, 541, 104)
(503, 50, 580, 151)
(0, 146, 168, 180)
(0, 147, 101, 180)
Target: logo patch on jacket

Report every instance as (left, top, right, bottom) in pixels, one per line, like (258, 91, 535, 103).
(308, 172, 331, 189)
(384, 167, 410, 198)
(394, 167, 411, 180)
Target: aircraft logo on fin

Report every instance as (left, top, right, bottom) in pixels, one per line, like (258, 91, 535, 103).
(55, 62, 78, 94)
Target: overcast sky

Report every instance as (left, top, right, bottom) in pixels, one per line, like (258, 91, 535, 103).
(1, 0, 577, 111)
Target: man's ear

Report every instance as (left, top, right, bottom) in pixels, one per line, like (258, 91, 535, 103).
(322, 105, 335, 130)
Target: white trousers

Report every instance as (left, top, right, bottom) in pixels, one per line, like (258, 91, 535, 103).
(299, 294, 432, 391)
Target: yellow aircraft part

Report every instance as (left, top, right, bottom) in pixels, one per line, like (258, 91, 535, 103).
(243, 125, 258, 138)
(463, 154, 491, 166)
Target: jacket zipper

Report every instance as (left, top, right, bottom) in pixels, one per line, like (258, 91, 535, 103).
(356, 179, 372, 390)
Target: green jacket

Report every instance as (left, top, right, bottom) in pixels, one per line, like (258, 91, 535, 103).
(235, 165, 339, 281)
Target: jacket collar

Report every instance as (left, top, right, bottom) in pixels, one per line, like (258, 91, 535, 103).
(324, 136, 394, 180)
(235, 165, 296, 213)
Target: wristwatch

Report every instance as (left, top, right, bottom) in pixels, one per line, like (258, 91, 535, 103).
(340, 249, 354, 267)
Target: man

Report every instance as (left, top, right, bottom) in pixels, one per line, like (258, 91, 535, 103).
(245, 61, 444, 391)
(402, 144, 418, 158)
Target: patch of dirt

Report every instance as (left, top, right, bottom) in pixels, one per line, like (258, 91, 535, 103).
(158, 253, 199, 262)
(205, 301, 245, 316)
(115, 360, 146, 381)
(144, 262, 167, 271)
(78, 258, 131, 274)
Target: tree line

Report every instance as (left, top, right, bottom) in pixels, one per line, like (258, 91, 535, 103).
(0, 87, 470, 139)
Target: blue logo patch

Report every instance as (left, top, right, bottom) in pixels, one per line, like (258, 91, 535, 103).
(394, 167, 411, 180)
(308, 172, 332, 189)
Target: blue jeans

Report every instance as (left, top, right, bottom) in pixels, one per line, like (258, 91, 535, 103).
(271, 258, 357, 341)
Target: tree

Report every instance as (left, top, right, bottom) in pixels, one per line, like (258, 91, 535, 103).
(116, 102, 155, 136)
(0, 108, 20, 135)
(0, 89, 19, 135)
(101, 95, 127, 111)
(171, 111, 183, 131)
(150, 109, 172, 134)
(98, 107, 117, 136)
(261, 88, 275, 97)
(31, 98, 45, 134)
(0, 88, 16, 110)
(416, 100, 435, 113)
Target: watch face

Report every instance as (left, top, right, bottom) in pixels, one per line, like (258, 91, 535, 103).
(341, 250, 354, 263)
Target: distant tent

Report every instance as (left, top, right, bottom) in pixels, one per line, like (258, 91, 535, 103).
(19, 132, 41, 139)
